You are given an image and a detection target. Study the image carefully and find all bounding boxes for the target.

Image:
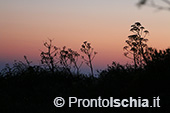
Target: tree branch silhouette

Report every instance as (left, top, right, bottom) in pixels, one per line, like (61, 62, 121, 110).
(40, 39, 59, 73)
(80, 41, 97, 77)
(137, 0, 170, 11)
(123, 22, 150, 69)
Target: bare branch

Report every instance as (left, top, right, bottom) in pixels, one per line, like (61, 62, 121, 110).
(138, 0, 170, 11)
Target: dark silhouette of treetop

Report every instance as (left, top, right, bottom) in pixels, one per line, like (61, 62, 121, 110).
(123, 22, 150, 69)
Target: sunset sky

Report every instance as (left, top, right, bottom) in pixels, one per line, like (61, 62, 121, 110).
(0, 0, 170, 72)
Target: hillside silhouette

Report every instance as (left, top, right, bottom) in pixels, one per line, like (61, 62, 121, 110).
(0, 22, 170, 113)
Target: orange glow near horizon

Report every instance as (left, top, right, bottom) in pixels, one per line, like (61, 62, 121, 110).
(0, 0, 170, 70)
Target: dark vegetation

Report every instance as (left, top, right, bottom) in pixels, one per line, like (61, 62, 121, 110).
(137, 0, 170, 11)
(0, 22, 170, 113)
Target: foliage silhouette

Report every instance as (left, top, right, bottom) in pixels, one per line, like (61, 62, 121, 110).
(59, 46, 83, 74)
(1, 54, 170, 112)
(146, 48, 170, 72)
(40, 39, 59, 73)
(40, 39, 83, 74)
(0, 22, 170, 113)
(80, 41, 97, 77)
(124, 22, 150, 69)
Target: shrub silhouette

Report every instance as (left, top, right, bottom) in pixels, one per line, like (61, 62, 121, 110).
(0, 22, 170, 113)
(40, 39, 59, 73)
(66, 48, 83, 75)
(123, 22, 150, 69)
(59, 46, 82, 74)
(146, 48, 170, 72)
(59, 46, 72, 73)
(40, 39, 83, 74)
(80, 41, 97, 77)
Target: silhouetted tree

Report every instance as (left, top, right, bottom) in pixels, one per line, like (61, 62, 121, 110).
(123, 22, 149, 69)
(80, 41, 97, 77)
(137, 0, 170, 11)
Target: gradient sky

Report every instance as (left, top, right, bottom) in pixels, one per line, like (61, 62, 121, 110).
(0, 0, 170, 72)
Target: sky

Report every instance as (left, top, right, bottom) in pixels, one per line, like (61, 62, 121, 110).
(0, 0, 170, 72)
